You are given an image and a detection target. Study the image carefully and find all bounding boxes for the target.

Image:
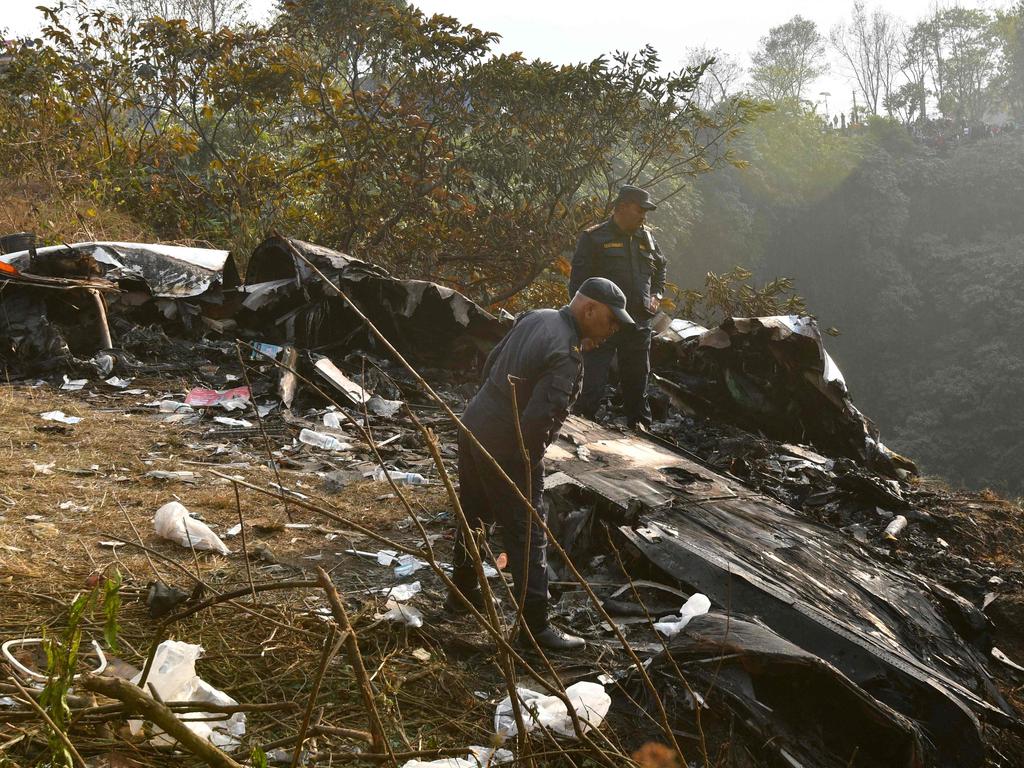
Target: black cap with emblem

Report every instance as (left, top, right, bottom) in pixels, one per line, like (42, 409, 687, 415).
(577, 277, 635, 326)
(614, 184, 657, 210)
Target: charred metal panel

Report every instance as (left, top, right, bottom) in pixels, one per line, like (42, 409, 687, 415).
(1, 242, 238, 298)
(545, 416, 1014, 767)
(1, 241, 240, 372)
(242, 236, 506, 369)
(547, 417, 739, 508)
(651, 315, 916, 478)
(641, 613, 927, 768)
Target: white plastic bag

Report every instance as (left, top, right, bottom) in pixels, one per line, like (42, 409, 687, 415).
(376, 598, 423, 628)
(394, 553, 428, 577)
(380, 581, 421, 601)
(367, 395, 403, 417)
(653, 593, 711, 638)
(494, 681, 611, 739)
(153, 501, 230, 555)
(401, 747, 512, 768)
(130, 640, 245, 750)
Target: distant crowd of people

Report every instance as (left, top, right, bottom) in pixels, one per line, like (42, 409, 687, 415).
(908, 118, 1018, 148)
(817, 112, 1018, 148)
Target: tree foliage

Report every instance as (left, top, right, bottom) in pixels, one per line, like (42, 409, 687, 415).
(675, 106, 1024, 495)
(677, 268, 807, 327)
(750, 15, 828, 105)
(0, 0, 757, 307)
(996, 1, 1024, 119)
(683, 45, 745, 110)
(905, 7, 1004, 122)
(108, 0, 249, 31)
(932, 7, 1003, 121)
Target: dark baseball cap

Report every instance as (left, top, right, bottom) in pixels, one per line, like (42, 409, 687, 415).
(577, 277, 634, 326)
(615, 184, 657, 210)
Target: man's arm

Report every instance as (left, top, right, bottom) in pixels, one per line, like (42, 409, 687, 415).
(568, 231, 595, 297)
(517, 355, 579, 466)
(651, 239, 667, 299)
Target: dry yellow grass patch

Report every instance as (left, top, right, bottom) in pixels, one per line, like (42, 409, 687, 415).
(0, 382, 483, 764)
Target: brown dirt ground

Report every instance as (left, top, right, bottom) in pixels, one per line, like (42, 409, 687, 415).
(0, 383, 520, 766)
(3, 382, 1024, 767)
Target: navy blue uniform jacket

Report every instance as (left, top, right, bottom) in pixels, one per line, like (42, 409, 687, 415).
(569, 219, 667, 321)
(462, 307, 583, 465)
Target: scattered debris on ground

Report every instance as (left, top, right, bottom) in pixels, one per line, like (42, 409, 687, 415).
(2, 236, 1024, 767)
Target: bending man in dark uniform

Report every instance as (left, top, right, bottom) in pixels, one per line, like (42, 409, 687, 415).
(447, 278, 633, 651)
(570, 185, 667, 428)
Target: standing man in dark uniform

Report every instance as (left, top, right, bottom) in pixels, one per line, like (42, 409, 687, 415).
(570, 185, 667, 428)
(446, 278, 633, 650)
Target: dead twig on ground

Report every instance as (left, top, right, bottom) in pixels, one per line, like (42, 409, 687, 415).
(292, 625, 343, 768)
(235, 342, 293, 522)
(80, 673, 244, 768)
(231, 480, 258, 605)
(315, 567, 392, 760)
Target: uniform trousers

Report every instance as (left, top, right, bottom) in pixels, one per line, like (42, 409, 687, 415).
(574, 323, 653, 427)
(451, 428, 549, 632)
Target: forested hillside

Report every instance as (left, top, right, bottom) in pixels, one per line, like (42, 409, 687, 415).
(672, 113, 1024, 493)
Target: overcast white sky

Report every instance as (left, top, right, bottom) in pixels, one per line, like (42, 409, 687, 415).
(2, 0, 1010, 116)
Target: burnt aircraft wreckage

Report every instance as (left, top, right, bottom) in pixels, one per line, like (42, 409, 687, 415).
(0, 240, 240, 372)
(1, 234, 1019, 766)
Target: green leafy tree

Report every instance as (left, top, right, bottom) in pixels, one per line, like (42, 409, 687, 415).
(3, 1, 756, 305)
(683, 45, 745, 110)
(677, 267, 807, 327)
(917, 8, 1003, 122)
(893, 22, 932, 124)
(29, 5, 302, 251)
(108, 0, 249, 31)
(995, 2, 1024, 119)
(750, 15, 828, 105)
(275, 0, 758, 304)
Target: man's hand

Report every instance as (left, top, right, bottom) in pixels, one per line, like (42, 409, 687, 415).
(647, 295, 661, 313)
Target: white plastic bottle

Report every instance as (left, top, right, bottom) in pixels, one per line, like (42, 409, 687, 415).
(299, 428, 352, 451)
(372, 467, 428, 485)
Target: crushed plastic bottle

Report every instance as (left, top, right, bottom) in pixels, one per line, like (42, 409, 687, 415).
(883, 515, 908, 541)
(372, 468, 428, 485)
(299, 428, 352, 452)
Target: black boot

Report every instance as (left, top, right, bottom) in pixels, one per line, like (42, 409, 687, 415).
(520, 624, 586, 651)
(444, 587, 486, 616)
